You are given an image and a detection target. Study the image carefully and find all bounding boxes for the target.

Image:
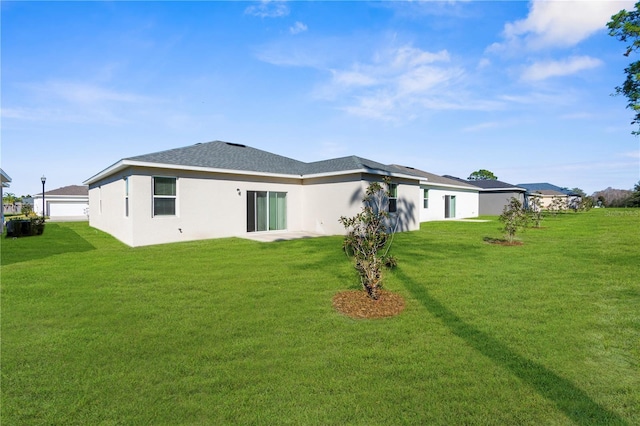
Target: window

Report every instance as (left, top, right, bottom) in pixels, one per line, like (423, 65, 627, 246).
(423, 189, 429, 209)
(153, 177, 176, 216)
(124, 177, 129, 217)
(247, 191, 287, 232)
(388, 183, 398, 213)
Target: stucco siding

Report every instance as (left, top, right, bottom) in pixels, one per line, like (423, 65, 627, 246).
(301, 175, 420, 235)
(88, 172, 133, 246)
(420, 186, 479, 221)
(479, 191, 524, 215)
(301, 175, 365, 235)
(90, 167, 309, 247)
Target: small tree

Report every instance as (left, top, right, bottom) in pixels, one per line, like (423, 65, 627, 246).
(626, 180, 640, 207)
(21, 203, 34, 216)
(339, 178, 396, 300)
(528, 196, 544, 228)
(608, 2, 640, 134)
(2, 192, 18, 206)
(578, 196, 594, 212)
(548, 196, 567, 216)
(499, 197, 529, 243)
(468, 169, 498, 181)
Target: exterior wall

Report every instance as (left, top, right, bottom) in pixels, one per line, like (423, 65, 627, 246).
(89, 167, 305, 247)
(392, 177, 421, 231)
(301, 174, 421, 234)
(88, 168, 424, 247)
(420, 186, 479, 222)
(479, 191, 524, 215)
(88, 171, 133, 245)
(530, 194, 576, 210)
(302, 175, 365, 235)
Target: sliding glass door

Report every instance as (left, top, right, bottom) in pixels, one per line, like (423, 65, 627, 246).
(247, 191, 287, 232)
(444, 195, 456, 218)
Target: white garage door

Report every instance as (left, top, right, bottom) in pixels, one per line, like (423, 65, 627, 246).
(49, 202, 88, 217)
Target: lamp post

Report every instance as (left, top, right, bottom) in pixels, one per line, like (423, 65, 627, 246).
(41, 175, 46, 219)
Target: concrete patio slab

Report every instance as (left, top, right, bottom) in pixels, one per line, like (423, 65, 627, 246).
(240, 231, 329, 243)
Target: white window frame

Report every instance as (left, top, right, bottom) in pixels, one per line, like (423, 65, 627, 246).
(423, 189, 429, 209)
(247, 190, 287, 232)
(152, 176, 177, 217)
(124, 176, 129, 217)
(388, 183, 398, 213)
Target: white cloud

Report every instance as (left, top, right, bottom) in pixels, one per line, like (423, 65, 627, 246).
(290, 21, 307, 35)
(492, 0, 635, 52)
(258, 37, 505, 121)
(621, 150, 640, 159)
(245, 1, 289, 18)
(477, 58, 491, 70)
(319, 46, 489, 120)
(391, 46, 450, 68)
(2, 81, 156, 124)
(560, 112, 596, 120)
(32, 81, 151, 104)
(521, 56, 603, 81)
(461, 121, 502, 132)
(330, 69, 378, 88)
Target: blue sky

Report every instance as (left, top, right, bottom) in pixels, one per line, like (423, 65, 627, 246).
(2, 0, 639, 197)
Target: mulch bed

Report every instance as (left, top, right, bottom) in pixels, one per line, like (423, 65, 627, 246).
(332, 289, 405, 319)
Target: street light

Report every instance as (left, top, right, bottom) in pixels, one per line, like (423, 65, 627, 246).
(41, 175, 46, 219)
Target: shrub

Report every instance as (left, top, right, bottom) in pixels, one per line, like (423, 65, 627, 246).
(499, 197, 529, 243)
(339, 178, 396, 300)
(528, 196, 544, 228)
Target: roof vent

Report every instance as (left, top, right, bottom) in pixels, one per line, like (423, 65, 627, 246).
(225, 142, 247, 148)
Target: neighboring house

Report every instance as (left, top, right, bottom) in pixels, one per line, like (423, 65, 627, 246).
(84, 141, 479, 247)
(445, 176, 527, 215)
(517, 183, 581, 210)
(393, 166, 479, 221)
(1, 168, 11, 227)
(33, 185, 89, 221)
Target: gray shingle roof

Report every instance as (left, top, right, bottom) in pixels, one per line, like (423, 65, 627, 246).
(43, 185, 88, 196)
(392, 166, 479, 188)
(127, 141, 308, 175)
(467, 179, 525, 190)
(443, 175, 525, 191)
(126, 141, 417, 177)
(517, 183, 576, 195)
(306, 156, 406, 175)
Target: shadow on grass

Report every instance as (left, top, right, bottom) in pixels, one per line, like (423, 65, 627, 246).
(398, 268, 627, 425)
(1, 223, 96, 266)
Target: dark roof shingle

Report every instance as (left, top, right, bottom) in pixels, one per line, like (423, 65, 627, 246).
(127, 141, 307, 175)
(44, 185, 88, 196)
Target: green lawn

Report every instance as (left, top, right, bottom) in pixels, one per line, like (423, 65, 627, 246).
(2, 210, 639, 425)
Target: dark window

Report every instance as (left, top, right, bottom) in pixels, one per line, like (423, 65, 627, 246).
(153, 177, 176, 216)
(388, 183, 398, 213)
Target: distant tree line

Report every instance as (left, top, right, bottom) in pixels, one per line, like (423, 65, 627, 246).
(591, 181, 640, 207)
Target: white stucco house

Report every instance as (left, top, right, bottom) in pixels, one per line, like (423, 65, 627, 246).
(392, 166, 479, 221)
(33, 185, 89, 221)
(517, 183, 582, 210)
(1, 168, 12, 227)
(443, 176, 527, 215)
(84, 141, 479, 247)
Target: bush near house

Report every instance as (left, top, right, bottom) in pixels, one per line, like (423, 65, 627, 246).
(5, 217, 45, 237)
